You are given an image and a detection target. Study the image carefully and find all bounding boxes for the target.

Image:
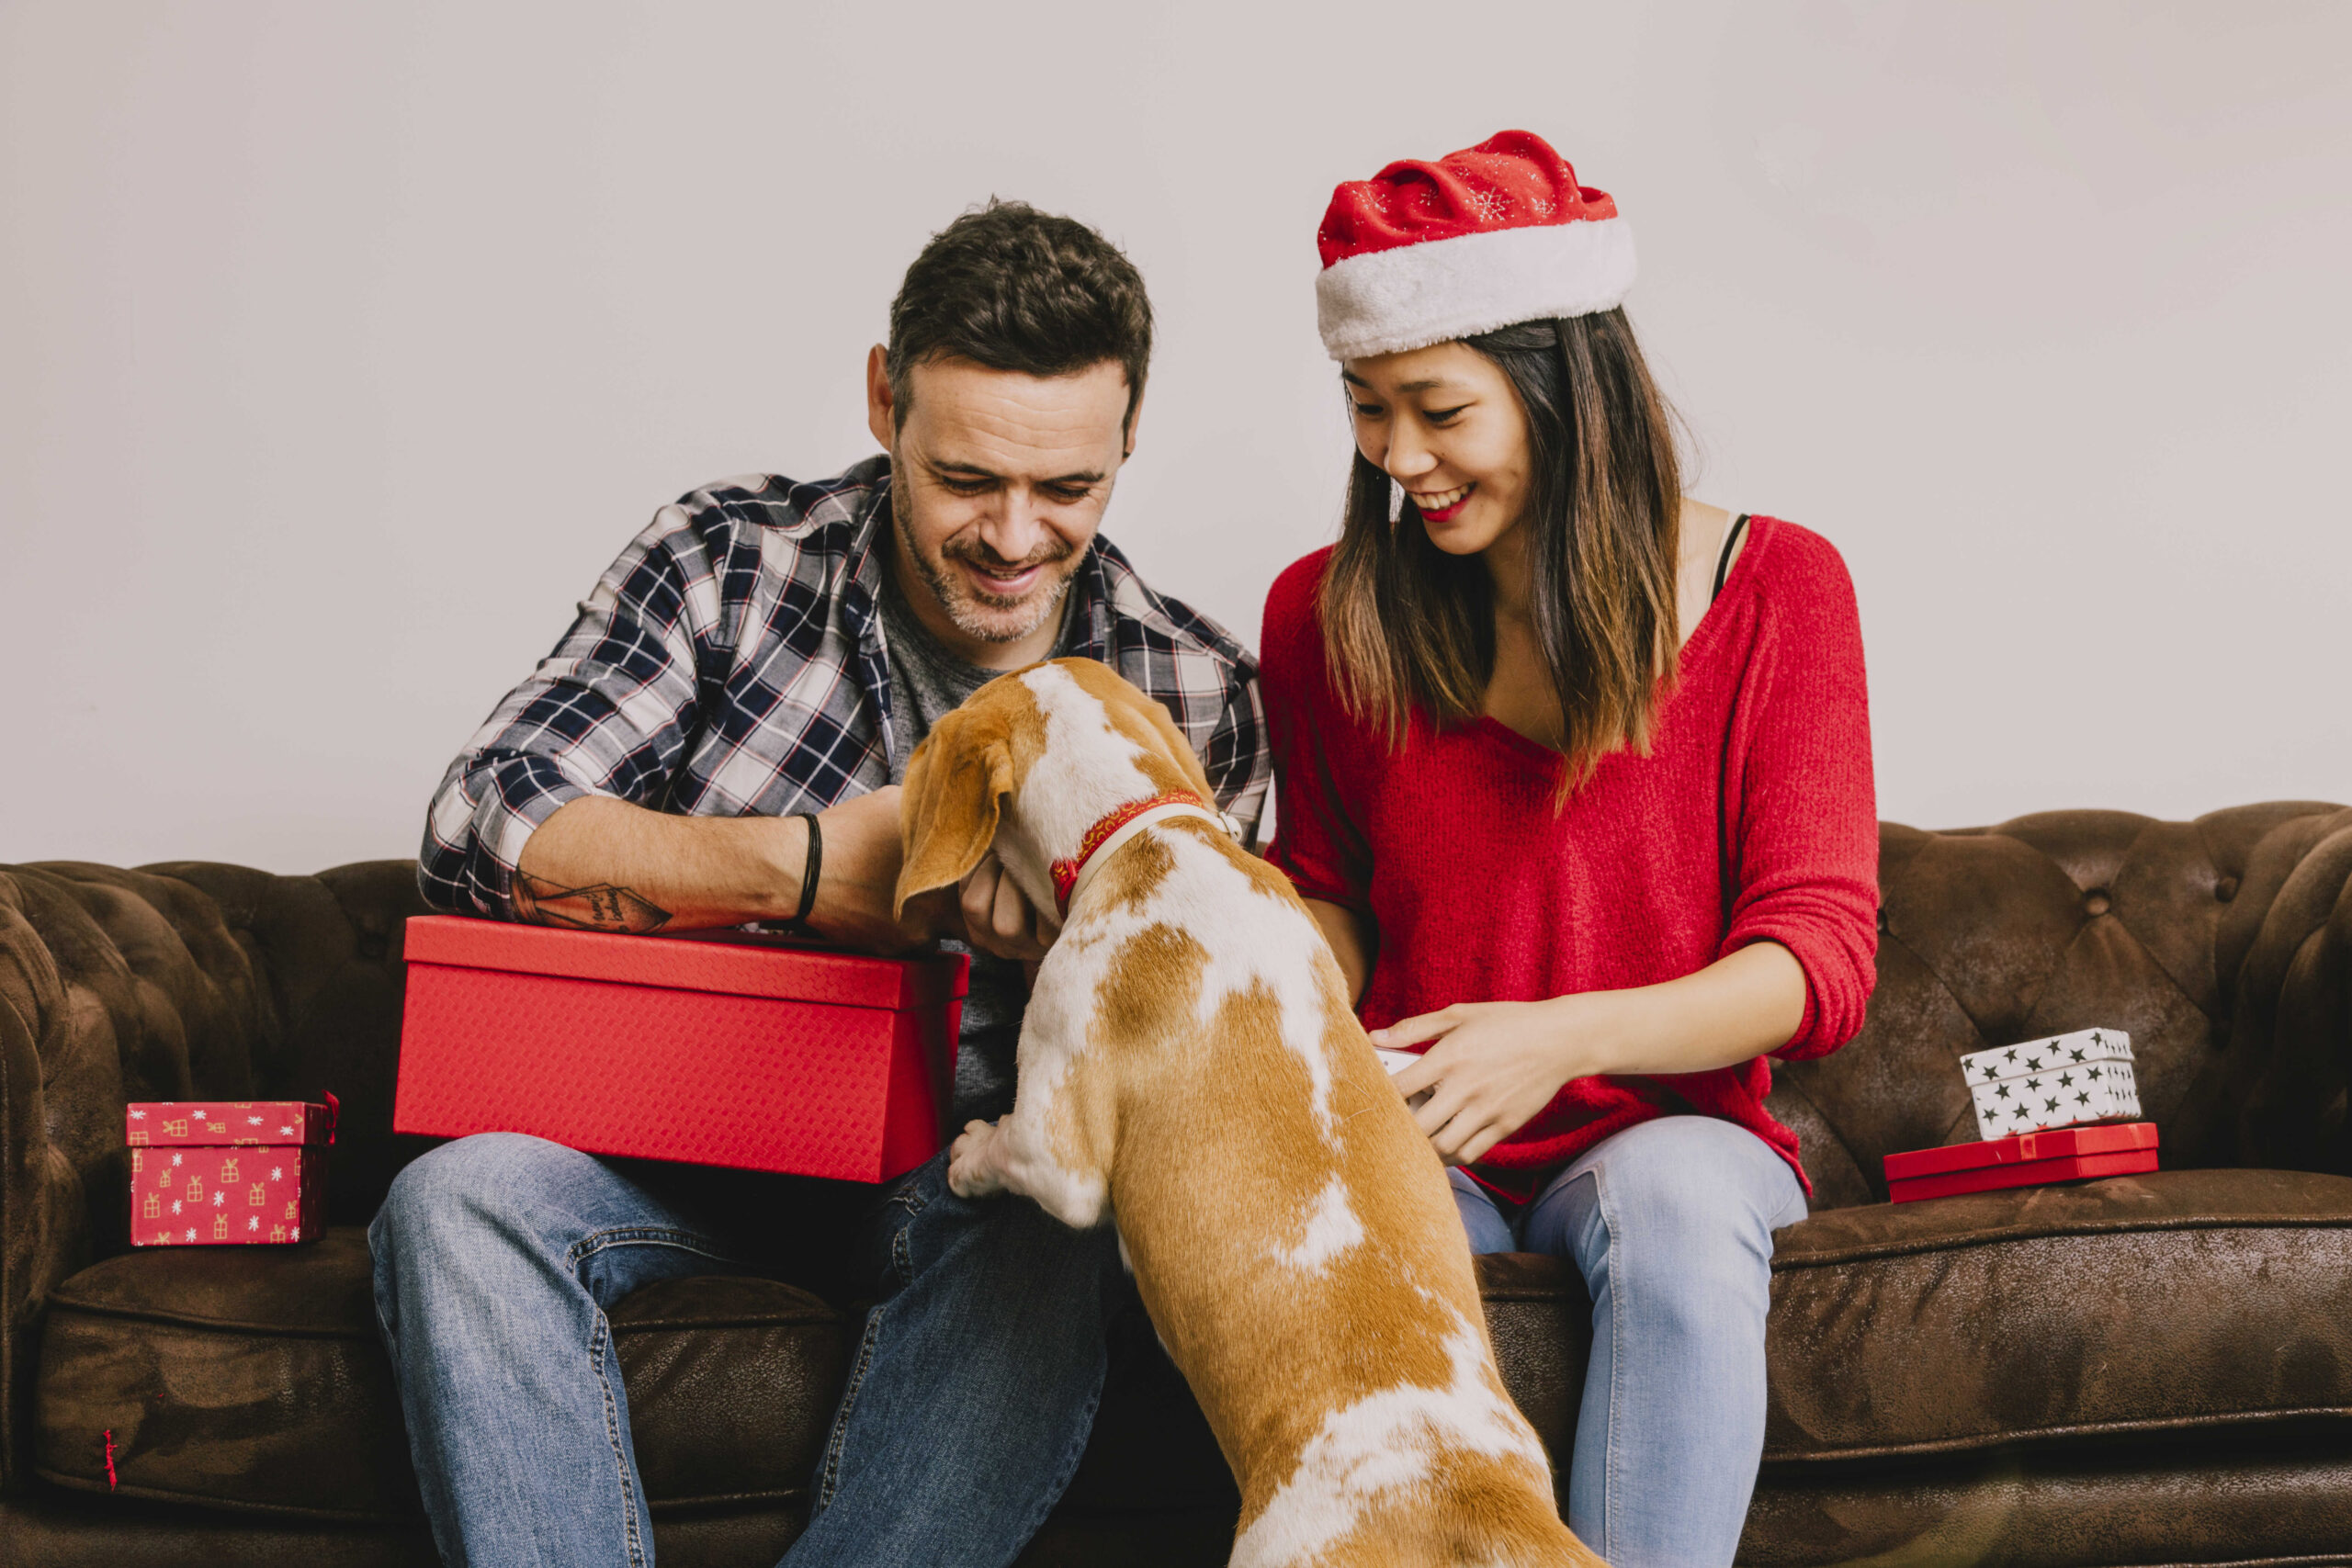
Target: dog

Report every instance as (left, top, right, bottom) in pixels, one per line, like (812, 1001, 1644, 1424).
(896, 657, 1606, 1568)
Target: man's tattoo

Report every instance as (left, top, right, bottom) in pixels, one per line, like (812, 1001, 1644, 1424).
(514, 873, 673, 934)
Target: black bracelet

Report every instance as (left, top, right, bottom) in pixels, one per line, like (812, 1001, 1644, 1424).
(787, 812, 823, 928)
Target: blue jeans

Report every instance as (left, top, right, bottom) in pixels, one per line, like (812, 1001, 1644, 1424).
(368, 1132, 1127, 1568)
(1451, 1115, 1808, 1568)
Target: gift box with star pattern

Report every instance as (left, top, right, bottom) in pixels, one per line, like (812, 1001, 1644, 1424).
(393, 917, 967, 1183)
(124, 1100, 331, 1246)
(1960, 1028, 2141, 1141)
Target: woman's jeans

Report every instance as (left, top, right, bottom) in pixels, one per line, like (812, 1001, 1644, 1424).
(1451, 1115, 1808, 1568)
(369, 1131, 1129, 1568)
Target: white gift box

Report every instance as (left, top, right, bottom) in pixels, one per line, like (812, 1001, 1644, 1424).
(1374, 1046, 1433, 1111)
(1961, 1029, 2140, 1141)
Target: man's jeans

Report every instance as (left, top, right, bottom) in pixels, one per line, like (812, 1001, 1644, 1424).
(369, 1132, 1128, 1568)
(1450, 1115, 1808, 1568)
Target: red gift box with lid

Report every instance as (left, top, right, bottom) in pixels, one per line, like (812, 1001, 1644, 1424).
(126, 1100, 332, 1246)
(393, 917, 968, 1183)
(1884, 1122, 2159, 1204)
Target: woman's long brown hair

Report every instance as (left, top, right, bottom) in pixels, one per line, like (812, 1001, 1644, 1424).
(1317, 310, 1683, 795)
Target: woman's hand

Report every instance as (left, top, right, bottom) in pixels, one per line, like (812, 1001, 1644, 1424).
(1381, 997, 1617, 1166)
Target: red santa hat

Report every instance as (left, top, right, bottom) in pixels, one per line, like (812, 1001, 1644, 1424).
(1315, 130, 1635, 361)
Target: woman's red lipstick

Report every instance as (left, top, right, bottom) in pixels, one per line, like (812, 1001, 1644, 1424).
(1412, 484, 1476, 523)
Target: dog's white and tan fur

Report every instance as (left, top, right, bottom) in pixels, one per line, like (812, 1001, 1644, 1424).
(896, 658, 1605, 1568)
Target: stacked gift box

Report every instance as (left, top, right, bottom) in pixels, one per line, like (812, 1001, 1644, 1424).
(1962, 1027, 2141, 1140)
(1885, 1028, 2156, 1203)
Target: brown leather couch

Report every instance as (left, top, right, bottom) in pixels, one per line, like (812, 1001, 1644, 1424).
(5, 801, 2350, 1567)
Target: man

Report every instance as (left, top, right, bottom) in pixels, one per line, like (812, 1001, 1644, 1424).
(371, 199, 1269, 1567)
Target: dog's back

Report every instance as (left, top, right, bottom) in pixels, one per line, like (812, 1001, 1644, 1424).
(1062, 814, 1598, 1567)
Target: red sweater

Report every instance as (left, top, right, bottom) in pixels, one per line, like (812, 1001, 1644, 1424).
(1260, 517, 1879, 1197)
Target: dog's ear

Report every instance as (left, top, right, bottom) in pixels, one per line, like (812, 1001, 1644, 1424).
(895, 710, 1016, 919)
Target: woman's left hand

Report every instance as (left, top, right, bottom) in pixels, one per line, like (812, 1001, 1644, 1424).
(1379, 998, 1613, 1166)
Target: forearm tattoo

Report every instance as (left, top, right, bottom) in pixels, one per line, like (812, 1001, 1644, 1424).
(514, 873, 673, 934)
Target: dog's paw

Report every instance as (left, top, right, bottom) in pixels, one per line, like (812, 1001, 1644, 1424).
(947, 1117, 1008, 1199)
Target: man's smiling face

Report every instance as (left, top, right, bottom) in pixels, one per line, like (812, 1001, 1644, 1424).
(870, 350, 1135, 657)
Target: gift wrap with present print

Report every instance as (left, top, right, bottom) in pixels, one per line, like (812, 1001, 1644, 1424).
(1884, 1122, 2160, 1203)
(393, 917, 969, 1183)
(125, 1100, 331, 1246)
(1961, 1027, 2141, 1140)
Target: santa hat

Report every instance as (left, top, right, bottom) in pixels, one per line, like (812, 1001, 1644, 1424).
(1315, 130, 1635, 361)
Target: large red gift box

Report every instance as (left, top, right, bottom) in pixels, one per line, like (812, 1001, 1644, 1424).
(393, 917, 968, 1182)
(126, 1100, 331, 1246)
(1884, 1122, 2159, 1204)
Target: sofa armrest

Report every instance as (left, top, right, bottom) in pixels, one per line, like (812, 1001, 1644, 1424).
(2220, 807, 2352, 1173)
(0, 869, 127, 1495)
(0, 857, 433, 1495)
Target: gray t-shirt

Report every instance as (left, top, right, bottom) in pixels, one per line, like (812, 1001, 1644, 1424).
(879, 568, 1077, 1125)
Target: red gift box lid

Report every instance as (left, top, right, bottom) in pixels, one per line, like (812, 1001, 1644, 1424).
(126, 1100, 334, 1146)
(1884, 1121, 2158, 1182)
(402, 917, 969, 1010)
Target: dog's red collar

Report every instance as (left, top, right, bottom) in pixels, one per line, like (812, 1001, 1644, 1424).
(1050, 791, 1217, 913)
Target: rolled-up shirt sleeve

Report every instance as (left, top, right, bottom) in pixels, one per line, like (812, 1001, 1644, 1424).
(1714, 531, 1881, 1060)
(419, 504, 719, 917)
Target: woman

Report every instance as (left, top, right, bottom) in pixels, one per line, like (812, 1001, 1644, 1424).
(1261, 130, 1879, 1567)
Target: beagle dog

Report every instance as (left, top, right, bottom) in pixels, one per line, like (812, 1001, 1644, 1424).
(897, 658, 1604, 1568)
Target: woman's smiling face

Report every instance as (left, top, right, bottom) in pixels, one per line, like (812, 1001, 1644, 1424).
(1343, 340, 1532, 558)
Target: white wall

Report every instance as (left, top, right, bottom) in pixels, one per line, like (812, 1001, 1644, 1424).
(5, 1, 2347, 873)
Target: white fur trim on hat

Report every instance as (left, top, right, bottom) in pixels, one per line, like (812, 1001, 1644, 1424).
(1316, 218, 1636, 361)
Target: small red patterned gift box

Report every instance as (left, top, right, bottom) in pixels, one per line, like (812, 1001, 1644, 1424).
(394, 918, 967, 1183)
(125, 1099, 332, 1246)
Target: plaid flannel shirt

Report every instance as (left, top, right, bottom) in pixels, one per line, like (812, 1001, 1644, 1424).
(422, 455, 1271, 917)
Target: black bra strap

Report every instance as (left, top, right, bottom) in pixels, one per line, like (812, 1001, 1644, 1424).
(1711, 514, 1752, 604)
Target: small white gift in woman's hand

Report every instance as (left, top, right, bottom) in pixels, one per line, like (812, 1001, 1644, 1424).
(1374, 1047, 1435, 1111)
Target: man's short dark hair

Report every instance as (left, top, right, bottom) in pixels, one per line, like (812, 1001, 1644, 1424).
(886, 198, 1153, 441)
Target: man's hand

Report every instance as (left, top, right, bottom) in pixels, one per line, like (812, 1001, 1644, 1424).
(956, 854, 1060, 962)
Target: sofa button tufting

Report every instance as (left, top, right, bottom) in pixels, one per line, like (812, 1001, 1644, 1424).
(2084, 890, 2112, 916)
(2216, 876, 2239, 902)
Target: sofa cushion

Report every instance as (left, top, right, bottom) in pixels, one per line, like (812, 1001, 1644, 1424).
(1764, 1167, 2352, 1462)
(1743, 1432, 2352, 1568)
(33, 1228, 850, 1520)
(34, 1234, 1596, 1525)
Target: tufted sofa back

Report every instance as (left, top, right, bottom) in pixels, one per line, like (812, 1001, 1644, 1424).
(1769, 802, 2352, 1207)
(2, 801, 2348, 1492)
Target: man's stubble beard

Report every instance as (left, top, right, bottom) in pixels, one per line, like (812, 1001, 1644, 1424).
(891, 463, 1086, 646)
